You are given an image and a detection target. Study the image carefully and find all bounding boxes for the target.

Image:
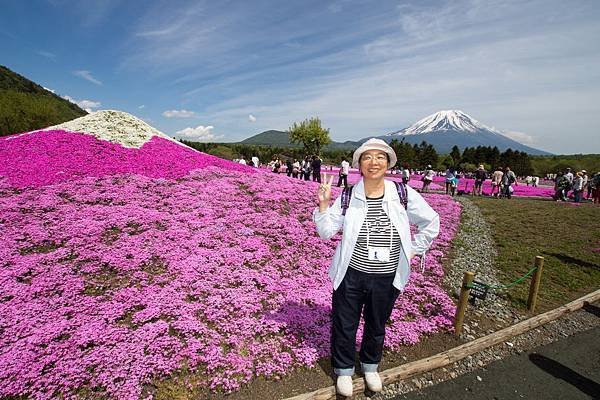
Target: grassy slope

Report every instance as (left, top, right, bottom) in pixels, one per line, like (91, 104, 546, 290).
(471, 197, 600, 312)
(0, 65, 87, 136)
(530, 154, 600, 176)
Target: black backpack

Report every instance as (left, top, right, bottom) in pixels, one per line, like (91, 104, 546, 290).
(341, 181, 408, 216)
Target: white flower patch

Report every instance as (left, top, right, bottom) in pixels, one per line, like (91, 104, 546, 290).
(43, 110, 183, 149)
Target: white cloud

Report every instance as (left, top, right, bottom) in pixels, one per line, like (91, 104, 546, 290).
(501, 130, 536, 145)
(139, 105, 146, 109)
(163, 109, 196, 118)
(175, 125, 223, 142)
(122, 0, 599, 153)
(63, 95, 101, 113)
(248, 114, 257, 122)
(73, 70, 102, 85)
(36, 50, 56, 59)
(43, 86, 55, 94)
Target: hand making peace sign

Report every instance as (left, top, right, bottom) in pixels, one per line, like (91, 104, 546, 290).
(317, 173, 335, 208)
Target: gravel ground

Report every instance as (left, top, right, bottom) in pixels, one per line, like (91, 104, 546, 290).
(347, 195, 599, 400)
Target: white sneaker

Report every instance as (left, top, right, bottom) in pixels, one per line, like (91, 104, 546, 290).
(336, 375, 353, 397)
(364, 371, 382, 392)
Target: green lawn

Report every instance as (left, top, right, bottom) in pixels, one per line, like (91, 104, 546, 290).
(470, 197, 600, 312)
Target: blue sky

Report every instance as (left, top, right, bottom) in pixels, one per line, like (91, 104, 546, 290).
(1, 0, 600, 154)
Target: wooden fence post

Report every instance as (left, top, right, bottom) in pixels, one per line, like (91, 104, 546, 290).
(454, 271, 475, 336)
(527, 256, 545, 313)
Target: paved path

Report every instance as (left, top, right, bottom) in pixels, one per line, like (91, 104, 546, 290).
(393, 326, 600, 400)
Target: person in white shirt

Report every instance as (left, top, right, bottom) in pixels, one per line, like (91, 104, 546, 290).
(572, 171, 584, 202)
(422, 165, 436, 192)
(337, 158, 350, 187)
(581, 170, 588, 197)
(401, 165, 410, 185)
(313, 139, 439, 397)
(238, 157, 247, 165)
(251, 156, 259, 168)
(564, 168, 574, 184)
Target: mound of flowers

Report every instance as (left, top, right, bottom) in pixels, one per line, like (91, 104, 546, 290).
(0, 125, 461, 399)
(0, 130, 253, 188)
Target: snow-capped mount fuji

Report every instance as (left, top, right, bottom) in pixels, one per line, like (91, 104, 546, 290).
(389, 110, 500, 135)
(381, 110, 550, 155)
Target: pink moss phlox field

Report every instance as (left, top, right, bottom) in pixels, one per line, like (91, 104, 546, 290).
(0, 130, 254, 188)
(423, 175, 554, 197)
(0, 132, 461, 399)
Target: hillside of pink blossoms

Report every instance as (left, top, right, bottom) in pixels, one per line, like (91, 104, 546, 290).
(0, 130, 253, 188)
(0, 127, 461, 399)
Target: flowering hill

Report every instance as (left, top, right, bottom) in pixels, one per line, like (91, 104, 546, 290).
(0, 114, 461, 399)
(0, 129, 253, 188)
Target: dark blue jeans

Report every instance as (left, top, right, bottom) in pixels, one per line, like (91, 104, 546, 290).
(331, 268, 400, 375)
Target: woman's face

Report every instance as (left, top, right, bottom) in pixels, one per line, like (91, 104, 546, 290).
(360, 149, 388, 180)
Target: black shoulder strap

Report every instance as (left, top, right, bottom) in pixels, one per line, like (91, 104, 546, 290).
(341, 186, 353, 216)
(394, 181, 408, 210)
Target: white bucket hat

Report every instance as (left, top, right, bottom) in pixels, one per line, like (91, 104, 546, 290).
(352, 138, 397, 169)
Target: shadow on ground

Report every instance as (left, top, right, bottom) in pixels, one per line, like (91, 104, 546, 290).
(529, 353, 600, 398)
(542, 251, 599, 270)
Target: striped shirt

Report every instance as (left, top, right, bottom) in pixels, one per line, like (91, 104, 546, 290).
(348, 195, 402, 274)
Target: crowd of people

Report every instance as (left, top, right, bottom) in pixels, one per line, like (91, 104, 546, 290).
(552, 167, 600, 203)
(423, 165, 518, 198)
(418, 164, 600, 203)
(236, 154, 325, 182)
(234, 155, 600, 204)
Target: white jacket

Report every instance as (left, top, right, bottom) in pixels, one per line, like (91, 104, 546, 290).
(312, 179, 440, 291)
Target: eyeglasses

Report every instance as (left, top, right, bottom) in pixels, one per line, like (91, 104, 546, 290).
(361, 154, 388, 163)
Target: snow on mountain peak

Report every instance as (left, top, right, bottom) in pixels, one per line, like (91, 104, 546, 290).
(391, 110, 501, 136)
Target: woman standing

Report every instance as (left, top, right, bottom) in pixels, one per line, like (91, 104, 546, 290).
(490, 167, 504, 197)
(473, 165, 487, 196)
(313, 139, 440, 397)
(444, 167, 456, 195)
(572, 171, 584, 203)
(500, 166, 517, 199)
(421, 165, 435, 192)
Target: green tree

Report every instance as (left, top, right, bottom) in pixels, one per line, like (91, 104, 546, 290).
(488, 146, 501, 169)
(449, 145, 462, 166)
(416, 141, 438, 168)
(288, 117, 331, 155)
(389, 138, 415, 168)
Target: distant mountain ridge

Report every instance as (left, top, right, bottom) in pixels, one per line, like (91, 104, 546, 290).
(239, 130, 361, 150)
(0, 65, 87, 136)
(239, 110, 551, 155)
(239, 130, 300, 147)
